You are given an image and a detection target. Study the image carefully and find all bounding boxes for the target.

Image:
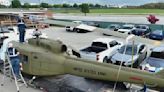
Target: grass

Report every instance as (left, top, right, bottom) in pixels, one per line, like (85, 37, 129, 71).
(53, 8, 164, 15)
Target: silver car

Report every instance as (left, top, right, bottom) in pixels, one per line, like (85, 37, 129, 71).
(140, 46, 164, 72)
(111, 43, 147, 68)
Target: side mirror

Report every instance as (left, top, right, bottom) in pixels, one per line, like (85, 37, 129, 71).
(139, 51, 143, 54)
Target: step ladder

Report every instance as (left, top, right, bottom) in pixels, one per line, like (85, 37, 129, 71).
(1, 53, 28, 92)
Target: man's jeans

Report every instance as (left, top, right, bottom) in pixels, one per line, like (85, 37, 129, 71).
(19, 31, 25, 43)
(10, 57, 20, 77)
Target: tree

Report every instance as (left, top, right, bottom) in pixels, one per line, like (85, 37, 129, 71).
(73, 3, 78, 8)
(89, 4, 94, 8)
(53, 4, 62, 8)
(11, 0, 21, 8)
(23, 3, 30, 8)
(62, 3, 70, 8)
(95, 4, 101, 8)
(80, 3, 89, 16)
(40, 3, 49, 8)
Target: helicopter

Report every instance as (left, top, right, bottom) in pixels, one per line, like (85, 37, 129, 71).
(147, 15, 159, 24)
(9, 37, 164, 92)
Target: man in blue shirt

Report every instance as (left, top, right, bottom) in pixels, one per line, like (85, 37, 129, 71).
(17, 18, 26, 43)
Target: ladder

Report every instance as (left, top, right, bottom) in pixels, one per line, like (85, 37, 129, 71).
(1, 53, 28, 92)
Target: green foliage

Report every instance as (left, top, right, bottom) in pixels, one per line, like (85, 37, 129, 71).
(89, 4, 94, 8)
(30, 5, 40, 8)
(73, 3, 78, 8)
(53, 8, 164, 15)
(62, 3, 71, 8)
(81, 3, 89, 15)
(139, 3, 164, 9)
(53, 4, 62, 8)
(95, 4, 101, 8)
(22, 3, 30, 8)
(40, 3, 49, 8)
(11, 0, 21, 8)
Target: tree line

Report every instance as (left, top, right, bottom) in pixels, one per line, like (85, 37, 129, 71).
(6, 0, 108, 8)
(3, 0, 164, 9)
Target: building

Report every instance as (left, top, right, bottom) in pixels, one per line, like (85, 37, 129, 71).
(0, 0, 10, 6)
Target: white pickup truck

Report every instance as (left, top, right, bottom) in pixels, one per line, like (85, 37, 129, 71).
(78, 38, 123, 63)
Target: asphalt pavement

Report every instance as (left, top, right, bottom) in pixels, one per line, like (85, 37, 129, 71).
(53, 14, 164, 25)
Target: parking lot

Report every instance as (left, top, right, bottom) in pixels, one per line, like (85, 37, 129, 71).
(0, 25, 161, 92)
(43, 27, 156, 55)
(41, 26, 158, 92)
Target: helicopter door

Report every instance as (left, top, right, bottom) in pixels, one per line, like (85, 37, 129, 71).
(31, 52, 41, 74)
(19, 53, 30, 73)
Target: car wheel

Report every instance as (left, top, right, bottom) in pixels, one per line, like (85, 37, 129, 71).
(103, 57, 108, 63)
(73, 28, 76, 32)
(128, 32, 131, 35)
(76, 29, 81, 33)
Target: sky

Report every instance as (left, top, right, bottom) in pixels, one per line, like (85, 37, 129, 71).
(20, 0, 164, 6)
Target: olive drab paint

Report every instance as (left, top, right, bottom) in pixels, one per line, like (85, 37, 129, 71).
(12, 38, 164, 91)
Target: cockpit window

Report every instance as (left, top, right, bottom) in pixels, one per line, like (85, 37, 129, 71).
(21, 55, 28, 64)
(151, 52, 164, 59)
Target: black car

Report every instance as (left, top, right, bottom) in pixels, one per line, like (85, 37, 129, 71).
(149, 30, 164, 40)
(132, 25, 151, 36)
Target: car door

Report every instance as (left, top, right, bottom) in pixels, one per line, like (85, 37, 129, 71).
(138, 45, 146, 64)
(108, 40, 120, 57)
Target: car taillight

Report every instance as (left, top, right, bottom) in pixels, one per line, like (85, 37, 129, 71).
(96, 54, 99, 61)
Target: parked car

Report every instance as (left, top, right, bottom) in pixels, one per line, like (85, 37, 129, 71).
(117, 24, 135, 34)
(77, 38, 123, 63)
(65, 26, 75, 32)
(149, 30, 164, 40)
(132, 25, 151, 37)
(111, 43, 147, 68)
(107, 24, 120, 31)
(65, 21, 83, 32)
(72, 21, 83, 24)
(83, 21, 100, 27)
(140, 46, 164, 72)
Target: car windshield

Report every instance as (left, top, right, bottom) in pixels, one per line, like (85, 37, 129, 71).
(110, 26, 115, 28)
(119, 45, 138, 55)
(136, 26, 147, 29)
(152, 30, 163, 35)
(122, 26, 133, 29)
(150, 52, 164, 59)
(92, 42, 107, 49)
